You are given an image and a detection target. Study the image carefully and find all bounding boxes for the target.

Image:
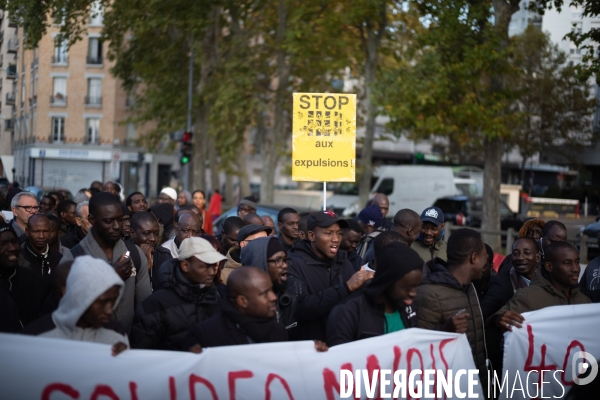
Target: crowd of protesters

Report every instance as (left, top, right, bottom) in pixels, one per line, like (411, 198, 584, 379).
(1, 182, 598, 396)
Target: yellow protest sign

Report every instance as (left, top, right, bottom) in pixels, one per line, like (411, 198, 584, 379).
(292, 93, 356, 182)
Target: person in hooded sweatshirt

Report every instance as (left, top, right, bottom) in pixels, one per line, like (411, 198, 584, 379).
(240, 236, 298, 331)
(23, 255, 129, 354)
(412, 228, 488, 381)
(326, 242, 422, 346)
(287, 212, 374, 341)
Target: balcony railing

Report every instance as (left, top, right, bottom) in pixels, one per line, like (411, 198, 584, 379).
(51, 55, 68, 65)
(6, 65, 16, 79)
(6, 92, 15, 104)
(50, 95, 68, 106)
(31, 58, 38, 69)
(86, 56, 103, 65)
(85, 96, 102, 107)
(85, 135, 100, 145)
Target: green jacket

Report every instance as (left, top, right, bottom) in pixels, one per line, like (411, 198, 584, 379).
(489, 268, 591, 323)
(412, 239, 447, 262)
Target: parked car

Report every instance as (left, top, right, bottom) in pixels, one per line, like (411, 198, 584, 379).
(213, 204, 314, 235)
(578, 217, 600, 262)
(432, 196, 526, 232)
(24, 186, 74, 202)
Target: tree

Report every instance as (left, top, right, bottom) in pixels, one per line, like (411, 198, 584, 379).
(509, 26, 596, 185)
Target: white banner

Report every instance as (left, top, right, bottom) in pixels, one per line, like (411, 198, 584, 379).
(0, 328, 481, 399)
(500, 304, 600, 400)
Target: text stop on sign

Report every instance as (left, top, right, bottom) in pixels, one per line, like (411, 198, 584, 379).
(292, 93, 356, 182)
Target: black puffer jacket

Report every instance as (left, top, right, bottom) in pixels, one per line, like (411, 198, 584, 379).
(413, 260, 487, 374)
(287, 240, 355, 341)
(130, 259, 220, 350)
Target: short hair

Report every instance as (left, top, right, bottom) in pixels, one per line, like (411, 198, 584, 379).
(103, 181, 121, 194)
(131, 211, 158, 232)
(46, 214, 61, 230)
(48, 191, 64, 202)
(76, 201, 89, 218)
(447, 228, 484, 265)
(243, 213, 263, 226)
(89, 187, 100, 196)
(11, 192, 37, 209)
(88, 192, 121, 218)
(181, 205, 199, 213)
(90, 180, 103, 188)
(41, 195, 56, 208)
(298, 215, 309, 232)
(174, 208, 193, 223)
(344, 218, 362, 234)
(228, 266, 268, 299)
(56, 200, 77, 218)
(374, 231, 406, 255)
(542, 220, 567, 237)
(513, 236, 539, 253)
(277, 207, 299, 223)
(27, 213, 49, 228)
(222, 216, 244, 235)
(393, 209, 420, 229)
(544, 241, 577, 265)
(125, 191, 144, 207)
(192, 190, 205, 198)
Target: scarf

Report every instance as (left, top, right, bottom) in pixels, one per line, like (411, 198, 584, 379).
(509, 266, 531, 293)
(221, 298, 287, 344)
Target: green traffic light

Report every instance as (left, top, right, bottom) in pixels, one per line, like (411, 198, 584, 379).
(181, 156, 190, 164)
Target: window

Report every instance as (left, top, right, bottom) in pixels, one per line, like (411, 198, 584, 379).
(86, 78, 102, 106)
(52, 117, 64, 142)
(52, 77, 67, 104)
(86, 118, 100, 144)
(53, 39, 68, 64)
(89, 1, 104, 26)
(375, 178, 394, 196)
(87, 38, 103, 64)
(126, 123, 136, 145)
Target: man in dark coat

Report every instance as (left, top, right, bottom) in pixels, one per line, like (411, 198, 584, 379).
(326, 242, 422, 346)
(130, 237, 226, 350)
(183, 267, 287, 350)
(241, 236, 297, 331)
(287, 211, 373, 341)
(578, 233, 600, 302)
(18, 214, 63, 277)
(129, 211, 173, 290)
(60, 201, 91, 249)
(276, 207, 300, 252)
(0, 222, 46, 326)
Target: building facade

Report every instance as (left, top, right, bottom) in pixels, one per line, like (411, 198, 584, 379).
(11, 8, 179, 197)
(0, 10, 18, 181)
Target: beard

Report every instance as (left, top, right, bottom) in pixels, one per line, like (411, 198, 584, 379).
(272, 278, 288, 294)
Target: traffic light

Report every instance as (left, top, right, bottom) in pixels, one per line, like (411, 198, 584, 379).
(180, 131, 192, 165)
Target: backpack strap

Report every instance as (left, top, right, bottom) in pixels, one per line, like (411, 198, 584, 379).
(123, 240, 142, 271)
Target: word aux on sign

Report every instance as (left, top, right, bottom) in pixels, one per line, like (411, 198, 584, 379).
(292, 93, 356, 182)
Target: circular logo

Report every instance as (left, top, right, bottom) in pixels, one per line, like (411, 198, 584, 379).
(572, 351, 598, 385)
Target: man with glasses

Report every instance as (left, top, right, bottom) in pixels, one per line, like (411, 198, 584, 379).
(241, 236, 297, 332)
(10, 192, 39, 244)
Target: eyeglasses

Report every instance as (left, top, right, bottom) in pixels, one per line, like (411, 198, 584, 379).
(16, 205, 40, 212)
(267, 257, 288, 268)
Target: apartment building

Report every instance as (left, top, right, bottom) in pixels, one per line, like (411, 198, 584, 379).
(0, 10, 17, 181)
(11, 7, 178, 196)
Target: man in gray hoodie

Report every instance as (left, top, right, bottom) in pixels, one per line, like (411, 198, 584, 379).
(60, 192, 151, 333)
(24, 255, 129, 354)
(241, 236, 297, 332)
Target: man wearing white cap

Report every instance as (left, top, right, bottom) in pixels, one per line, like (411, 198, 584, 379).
(158, 187, 177, 207)
(130, 237, 226, 350)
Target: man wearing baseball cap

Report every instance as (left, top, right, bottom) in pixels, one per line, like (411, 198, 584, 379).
(287, 211, 374, 341)
(221, 224, 272, 284)
(413, 206, 447, 262)
(130, 237, 225, 350)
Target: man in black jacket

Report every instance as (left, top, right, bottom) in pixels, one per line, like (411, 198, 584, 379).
(326, 242, 423, 346)
(241, 236, 297, 331)
(183, 267, 287, 350)
(130, 237, 226, 350)
(287, 211, 374, 341)
(19, 214, 63, 277)
(129, 211, 173, 290)
(0, 222, 46, 326)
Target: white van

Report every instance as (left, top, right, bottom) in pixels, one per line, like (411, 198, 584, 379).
(333, 166, 460, 217)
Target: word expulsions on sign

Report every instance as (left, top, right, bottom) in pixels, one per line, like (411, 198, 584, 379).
(292, 93, 356, 182)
